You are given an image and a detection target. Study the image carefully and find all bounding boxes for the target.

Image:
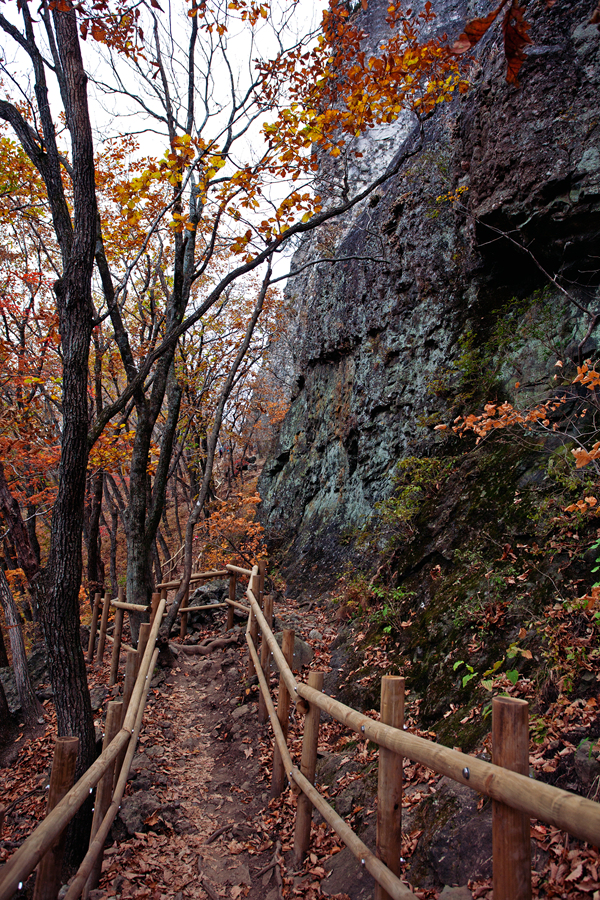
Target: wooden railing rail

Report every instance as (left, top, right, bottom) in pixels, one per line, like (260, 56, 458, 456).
(0, 596, 167, 900)
(245, 633, 415, 900)
(243, 577, 600, 900)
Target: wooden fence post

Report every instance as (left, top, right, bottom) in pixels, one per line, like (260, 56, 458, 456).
(83, 701, 123, 898)
(258, 559, 266, 607)
(122, 649, 140, 719)
(109, 591, 125, 688)
(95, 592, 111, 665)
(247, 568, 261, 679)
(86, 593, 101, 663)
(293, 670, 324, 865)
(492, 696, 531, 900)
(137, 622, 151, 660)
(150, 592, 161, 626)
(375, 676, 405, 900)
(116, 648, 140, 784)
(270, 628, 295, 798)
(227, 574, 236, 630)
(32, 736, 79, 900)
(258, 593, 273, 724)
(180, 586, 190, 639)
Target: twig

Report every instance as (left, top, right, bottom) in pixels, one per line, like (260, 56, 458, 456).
(204, 822, 233, 844)
(198, 873, 220, 900)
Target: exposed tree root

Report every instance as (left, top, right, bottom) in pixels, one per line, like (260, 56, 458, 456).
(173, 633, 242, 656)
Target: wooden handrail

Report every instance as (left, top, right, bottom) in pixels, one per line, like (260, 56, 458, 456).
(157, 569, 229, 590)
(0, 730, 130, 900)
(111, 600, 147, 612)
(246, 587, 297, 698)
(226, 563, 253, 577)
(64, 647, 160, 900)
(296, 682, 600, 848)
(246, 633, 416, 900)
(246, 576, 600, 849)
(0, 595, 167, 900)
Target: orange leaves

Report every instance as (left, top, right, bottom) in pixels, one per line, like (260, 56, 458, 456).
(572, 443, 600, 469)
(452, 1, 507, 54)
(573, 360, 600, 390)
(451, 0, 532, 84)
(256, 0, 468, 179)
(564, 495, 599, 515)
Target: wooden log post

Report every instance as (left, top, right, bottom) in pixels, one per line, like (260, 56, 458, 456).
(122, 649, 140, 720)
(270, 629, 295, 798)
(116, 646, 142, 786)
(83, 701, 123, 898)
(258, 559, 266, 607)
(109, 590, 125, 688)
(293, 670, 324, 866)
(150, 592, 161, 626)
(86, 593, 102, 663)
(492, 696, 531, 900)
(95, 592, 111, 665)
(137, 622, 151, 661)
(247, 570, 260, 679)
(227, 573, 236, 631)
(258, 593, 274, 724)
(375, 676, 405, 900)
(180, 586, 190, 639)
(32, 736, 79, 900)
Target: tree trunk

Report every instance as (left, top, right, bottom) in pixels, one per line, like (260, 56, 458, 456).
(0, 676, 11, 730)
(86, 471, 105, 604)
(0, 568, 44, 726)
(0, 620, 9, 667)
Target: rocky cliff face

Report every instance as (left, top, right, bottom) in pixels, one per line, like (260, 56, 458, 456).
(259, 0, 600, 598)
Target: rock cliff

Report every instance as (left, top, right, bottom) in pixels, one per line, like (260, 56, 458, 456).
(259, 0, 600, 600)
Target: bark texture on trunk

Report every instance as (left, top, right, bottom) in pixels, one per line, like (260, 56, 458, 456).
(0, 568, 44, 726)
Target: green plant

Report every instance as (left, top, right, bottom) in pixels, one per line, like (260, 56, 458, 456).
(360, 456, 452, 551)
(453, 659, 478, 688)
(371, 585, 414, 633)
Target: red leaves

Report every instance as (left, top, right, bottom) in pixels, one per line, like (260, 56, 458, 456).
(452, 0, 532, 84)
(452, 1, 506, 55)
(502, 0, 532, 83)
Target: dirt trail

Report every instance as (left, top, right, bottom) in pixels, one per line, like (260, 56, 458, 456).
(95, 644, 285, 900)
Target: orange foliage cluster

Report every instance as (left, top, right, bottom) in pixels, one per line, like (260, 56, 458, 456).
(197, 487, 266, 571)
(437, 361, 600, 472)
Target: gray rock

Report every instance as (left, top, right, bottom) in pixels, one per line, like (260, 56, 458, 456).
(271, 632, 314, 671)
(407, 777, 493, 887)
(440, 887, 473, 900)
(89, 686, 109, 712)
(117, 790, 161, 836)
(575, 741, 600, 786)
(145, 745, 164, 758)
(322, 845, 375, 899)
(309, 629, 323, 641)
(258, 0, 600, 612)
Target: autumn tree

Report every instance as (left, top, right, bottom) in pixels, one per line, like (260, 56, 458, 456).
(0, 0, 470, 794)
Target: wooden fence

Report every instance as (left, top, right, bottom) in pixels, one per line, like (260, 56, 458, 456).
(3, 557, 600, 900)
(241, 563, 600, 900)
(0, 562, 252, 900)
